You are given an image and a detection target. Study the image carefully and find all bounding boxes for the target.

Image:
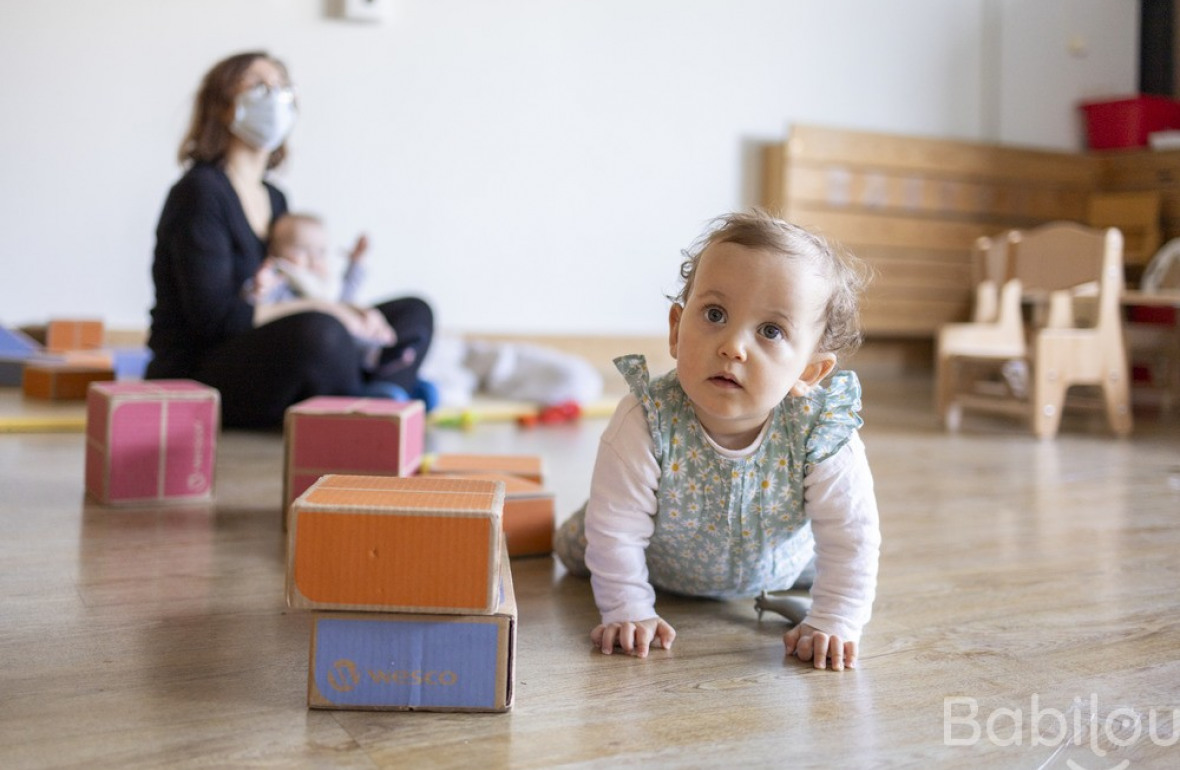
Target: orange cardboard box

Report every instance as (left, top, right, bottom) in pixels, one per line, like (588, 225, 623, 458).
(425, 453, 545, 485)
(306, 543, 516, 713)
(23, 361, 114, 400)
(46, 319, 105, 353)
(283, 396, 426, 529)
(287, 475, 505, 614)
(433, 472, 554, 557)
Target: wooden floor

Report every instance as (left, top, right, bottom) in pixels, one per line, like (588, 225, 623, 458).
(1, 376, 1178, 769)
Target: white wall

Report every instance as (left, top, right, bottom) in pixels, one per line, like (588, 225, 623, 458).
(0, 0, 1137, 336)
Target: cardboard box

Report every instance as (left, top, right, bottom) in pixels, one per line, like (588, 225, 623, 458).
(85, 380, 220, 505)
(434, 472, 554, 557)
(307, 550, 516, 712)
(425, 453, 545, 485)
(287, 474, 505, 614)
(46, 319, 105, 353)
(283, 397, 426, 527)
(62, 348, 153, 380)
(23, 361, 114, 400)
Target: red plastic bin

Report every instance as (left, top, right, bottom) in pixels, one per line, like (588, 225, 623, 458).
(1079, 95, 1180, 150)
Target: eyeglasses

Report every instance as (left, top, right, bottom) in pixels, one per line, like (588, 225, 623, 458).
(241, 82, 297, 104)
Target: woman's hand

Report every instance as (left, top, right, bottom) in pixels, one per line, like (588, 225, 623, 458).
(590, 617, 675, 658)
(342, 306, 395, 347)
(784, 623, 857, 671)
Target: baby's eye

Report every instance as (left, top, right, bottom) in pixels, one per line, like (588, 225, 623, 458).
(759, 324, 784, 341)
(704, 306, 726, 324)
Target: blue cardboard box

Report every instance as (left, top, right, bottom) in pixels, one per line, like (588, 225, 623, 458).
(307, 551, 516, 712)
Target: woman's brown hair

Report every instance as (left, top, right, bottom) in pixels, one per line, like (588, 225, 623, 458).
(178, 51, 290, 170)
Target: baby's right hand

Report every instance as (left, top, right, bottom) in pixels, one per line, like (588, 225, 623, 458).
(249, 259, 282, 303)
(590, 617, 675, 658)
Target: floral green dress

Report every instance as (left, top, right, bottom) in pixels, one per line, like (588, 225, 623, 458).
(556, 354, 864, 598)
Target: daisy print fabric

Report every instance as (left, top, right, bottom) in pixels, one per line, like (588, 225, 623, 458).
(615, 355, 863, 598)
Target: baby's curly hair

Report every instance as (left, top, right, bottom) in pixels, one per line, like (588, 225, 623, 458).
(673, 210, 870, 359)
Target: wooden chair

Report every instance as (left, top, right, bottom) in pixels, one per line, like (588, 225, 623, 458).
(967, 233, 1011, 323)
(935, 222, 1133, 439)
(934, 235, 1024, 420)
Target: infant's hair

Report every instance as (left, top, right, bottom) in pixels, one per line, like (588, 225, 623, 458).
(673, 210, 870, 358)
(268, 212, 324, 248)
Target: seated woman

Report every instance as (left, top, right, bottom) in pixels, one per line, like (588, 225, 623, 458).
(146, 51, 433, 428)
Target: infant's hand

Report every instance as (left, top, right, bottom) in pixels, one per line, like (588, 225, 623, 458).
(784, 623, 857, 671)
(358, 308, 396, 346)
(590, 618, 675, 658)
(348, 234, 370, 264)
(250, 259, 282, 302)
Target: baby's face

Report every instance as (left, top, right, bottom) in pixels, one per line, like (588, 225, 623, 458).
(274, 220, 328, 269)
(668, 241, 834, 448)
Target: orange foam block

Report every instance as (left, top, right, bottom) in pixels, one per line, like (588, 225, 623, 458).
(283, 396, 426, 528)
(287, 475, 505, 614)
(433, 473, 554, 557)
(425, 453, 545, 485)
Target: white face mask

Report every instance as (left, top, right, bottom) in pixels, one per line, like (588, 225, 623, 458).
(230, 84, 297, 152)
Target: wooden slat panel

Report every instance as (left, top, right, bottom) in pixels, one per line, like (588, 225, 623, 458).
(787, 124, 1096, 185)
(785, 166, 1088, 223)
(1097, 151, 1180, 243)
(851, 247, 971, 289)
(761, 141, 787, 215)
(1097, 147, 1180, 187)
(784, 207, 997, 251)
(860, 299, 970, 336)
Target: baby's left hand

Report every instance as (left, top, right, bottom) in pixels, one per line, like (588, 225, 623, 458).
(784, 623, 857, 671)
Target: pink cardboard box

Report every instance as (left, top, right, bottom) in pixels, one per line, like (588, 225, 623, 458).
(283, 397, 426, 527)
(85, 380, 220, 505)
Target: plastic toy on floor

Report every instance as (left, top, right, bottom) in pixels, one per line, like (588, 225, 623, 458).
(516, 400, 580, 428)
(358, 378, 439, 412)
(753, 590, 812, 626)
(754, 560, 816, 625)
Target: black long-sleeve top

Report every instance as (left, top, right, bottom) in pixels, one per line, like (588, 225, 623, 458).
(147, 162, 288, 377)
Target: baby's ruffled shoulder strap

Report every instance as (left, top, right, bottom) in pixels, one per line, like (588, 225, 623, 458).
(614, 354, 667, 463)
(802, 370, 864, 467)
